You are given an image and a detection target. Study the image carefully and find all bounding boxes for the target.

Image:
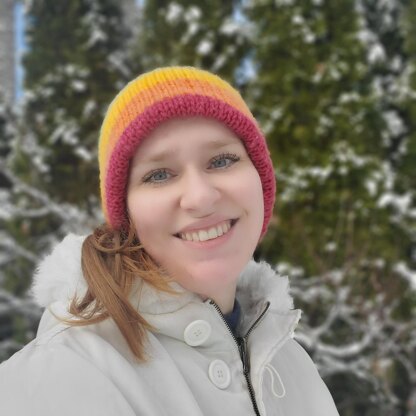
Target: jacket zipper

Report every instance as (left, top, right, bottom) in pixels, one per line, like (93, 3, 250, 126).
(209, 300, 271, 416)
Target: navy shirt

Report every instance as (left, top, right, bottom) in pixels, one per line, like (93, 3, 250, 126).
(223, 299, 241, 336)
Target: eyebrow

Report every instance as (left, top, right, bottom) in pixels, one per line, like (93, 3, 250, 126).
(140, 138, 235, 164)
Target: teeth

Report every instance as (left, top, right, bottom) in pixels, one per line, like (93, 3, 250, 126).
(179, 220, 233, 242)
(199, 230, 209, 242)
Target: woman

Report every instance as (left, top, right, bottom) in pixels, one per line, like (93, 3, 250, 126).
(0, 66, 339, 415)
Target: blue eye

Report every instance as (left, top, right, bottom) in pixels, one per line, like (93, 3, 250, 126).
(142, 153, 240, 185)
(142, 169, 171, 184)
(212, 153, 240, 169)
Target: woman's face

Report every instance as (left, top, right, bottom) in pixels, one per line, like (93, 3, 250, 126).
(127, 117, 264, 302)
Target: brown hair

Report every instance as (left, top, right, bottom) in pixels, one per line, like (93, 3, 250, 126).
(60, 221, 179, 362)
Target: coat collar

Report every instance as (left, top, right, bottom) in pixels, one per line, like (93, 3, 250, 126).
(31, 233, 301, 358)
(132, 255, 300, 337)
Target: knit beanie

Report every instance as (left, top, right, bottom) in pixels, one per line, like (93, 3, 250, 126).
(98, 66, 276, 238)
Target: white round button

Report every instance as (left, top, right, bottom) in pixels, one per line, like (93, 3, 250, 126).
(208, 359, 231, 389)
(183, 320, 212, 347)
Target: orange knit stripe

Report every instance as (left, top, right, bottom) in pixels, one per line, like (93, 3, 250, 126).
(101, 67, 242, 136)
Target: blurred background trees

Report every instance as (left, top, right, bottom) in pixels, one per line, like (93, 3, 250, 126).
(0, 0, 415, 414)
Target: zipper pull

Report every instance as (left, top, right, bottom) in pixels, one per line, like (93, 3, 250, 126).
(238, 337, 250, 374)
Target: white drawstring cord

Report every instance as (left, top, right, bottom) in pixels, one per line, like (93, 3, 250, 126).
(265, 364, 286, 398)
(257, 363, 286, 414)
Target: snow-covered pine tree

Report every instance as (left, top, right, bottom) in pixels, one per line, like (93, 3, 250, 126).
(0, 0, 136, 361)
(356, 0, 416, 413)
(0, 91, 42, 361)
(244, 0, 416, 414)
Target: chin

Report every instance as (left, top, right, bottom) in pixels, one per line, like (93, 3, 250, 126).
(189, 259, 247, 285)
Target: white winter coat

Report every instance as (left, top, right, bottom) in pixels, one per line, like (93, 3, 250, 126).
(0, 234, 339, 416)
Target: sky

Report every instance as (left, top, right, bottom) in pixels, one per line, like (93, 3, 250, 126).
(14, 1, 25, 101)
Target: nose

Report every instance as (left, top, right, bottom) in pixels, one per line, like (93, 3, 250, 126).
(179, 168, 221, 212)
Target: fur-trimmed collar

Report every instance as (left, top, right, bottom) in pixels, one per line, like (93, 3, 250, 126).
(31, 234, 298, 335)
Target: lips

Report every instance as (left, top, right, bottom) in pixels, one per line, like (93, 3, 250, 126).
(174, 218, 238, 240)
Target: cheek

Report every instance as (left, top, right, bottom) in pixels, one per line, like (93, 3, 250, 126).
(127, 192, 162, 238)
(127, 193, 151, 234)
(235, 168, 264, 241)
(234, 167, 264, 212)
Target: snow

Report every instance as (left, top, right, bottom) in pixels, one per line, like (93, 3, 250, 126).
(197, 39, 213, 56)
(18, 131, 50, 174)
(371, 76, 384, 98)
(307, 166, 332, 181)
(184, 6, 201, 21)
(1, 158, 98, 235)
(389, 55, 403, 72)
(356, 28, 375, 45)
(393, 262, 416, 291)
(82, 2, 109, 47)
(365, 178, 378, 197)
(106, 51, 131, 78)
(327, 64, 342, 81)
(387, 64, 416, 103)
(85, 26, 108, 46)
(212, 54, 227, 71)
(262, 107, 284, 134)
(316, 114, 333, 134)
(0, 190, 13, 221)
(377, 192, 412, 216)
(324, 242, 337, 252)
(74, 146, 93, 162)
(383, 110, 406, 137)
(83, 99, 97, 117)
(292, 15, 304, 25)
(304, 32, 316, 44)
(380, 162, 395, 190)
(71, 79, 86, 92)
(275, 262, 304, 278)
(368, 43, 386, 64)
(165, 3, 183, 24)
(374, 258, 386, 268)
(339, 92, 361, 104)
(33, 154, 50, 173)
(270, 107, 283, 121)
(181, 11, 200, 44)
(220, 19, 241, 36)
(48, 123, 79, 146)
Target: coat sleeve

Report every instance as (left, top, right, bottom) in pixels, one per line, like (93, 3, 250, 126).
(0, 341, 137, 416)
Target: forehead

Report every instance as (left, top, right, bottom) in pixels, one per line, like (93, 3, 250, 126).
(131, 117, 244, 164)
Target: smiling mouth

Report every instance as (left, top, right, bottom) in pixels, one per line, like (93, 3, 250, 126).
(174, 219, 238, 242)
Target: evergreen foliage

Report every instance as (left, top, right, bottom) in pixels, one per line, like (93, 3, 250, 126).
(244, 0, 416, 413)
(131, 0, 250, 81)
